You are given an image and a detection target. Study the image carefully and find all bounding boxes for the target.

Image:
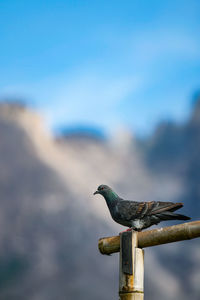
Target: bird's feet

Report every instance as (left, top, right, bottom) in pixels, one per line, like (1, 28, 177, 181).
(119, 228, 134, 234)
(119, 228, 142, 234)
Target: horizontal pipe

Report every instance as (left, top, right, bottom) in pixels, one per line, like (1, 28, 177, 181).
(98, 221, 200, 255)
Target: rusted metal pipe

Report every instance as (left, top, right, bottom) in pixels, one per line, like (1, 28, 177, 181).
(119, 231, 144, 300)
(98, 221, 200, 255)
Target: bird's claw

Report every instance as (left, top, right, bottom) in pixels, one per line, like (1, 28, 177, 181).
(119, 228, 135, 234)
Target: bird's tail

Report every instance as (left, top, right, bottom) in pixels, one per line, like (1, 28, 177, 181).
(158, 211, 191, 221)
(172, 213, 191, 220)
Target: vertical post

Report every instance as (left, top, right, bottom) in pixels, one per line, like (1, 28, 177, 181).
(119, 231, 144, 300)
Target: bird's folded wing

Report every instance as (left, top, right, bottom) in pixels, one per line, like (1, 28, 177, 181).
(148, 201, 183, 215)
(117, 200, 183, 220)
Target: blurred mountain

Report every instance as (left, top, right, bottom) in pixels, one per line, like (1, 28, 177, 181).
(0, 100, 199, 300)
(143, 96, 200, 218)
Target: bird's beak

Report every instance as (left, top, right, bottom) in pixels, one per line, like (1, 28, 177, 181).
(93, 190, 99, 195)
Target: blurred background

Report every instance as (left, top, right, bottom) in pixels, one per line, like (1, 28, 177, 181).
(0, 0, 200, 299)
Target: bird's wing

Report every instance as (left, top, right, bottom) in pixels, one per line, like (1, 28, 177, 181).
(117, 200, 183, 220)
(148, 201, 183, 215)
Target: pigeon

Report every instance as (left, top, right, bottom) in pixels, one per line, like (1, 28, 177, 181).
(93, 184, 191, 231)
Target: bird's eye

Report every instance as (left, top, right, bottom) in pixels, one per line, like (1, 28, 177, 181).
(101, 187, 104, 190)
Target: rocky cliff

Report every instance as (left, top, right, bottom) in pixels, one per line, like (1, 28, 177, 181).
(0, 100, 199, 300)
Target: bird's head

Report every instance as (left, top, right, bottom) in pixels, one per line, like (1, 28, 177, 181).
(93, 184, 112, 196)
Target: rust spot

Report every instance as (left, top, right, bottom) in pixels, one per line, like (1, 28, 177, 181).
(122, 275, 134, 292)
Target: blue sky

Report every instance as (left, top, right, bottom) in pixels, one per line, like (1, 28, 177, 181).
(0, 0, 200, 136)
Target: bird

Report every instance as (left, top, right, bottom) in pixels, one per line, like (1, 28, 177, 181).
(93, 184, 191, 231)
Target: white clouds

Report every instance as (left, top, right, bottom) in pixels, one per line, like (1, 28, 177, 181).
(130, 29, 200, 65)
(109, 27, 200, 74)
(0, 23, 199, 135)
(43, 70, 140, 130)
